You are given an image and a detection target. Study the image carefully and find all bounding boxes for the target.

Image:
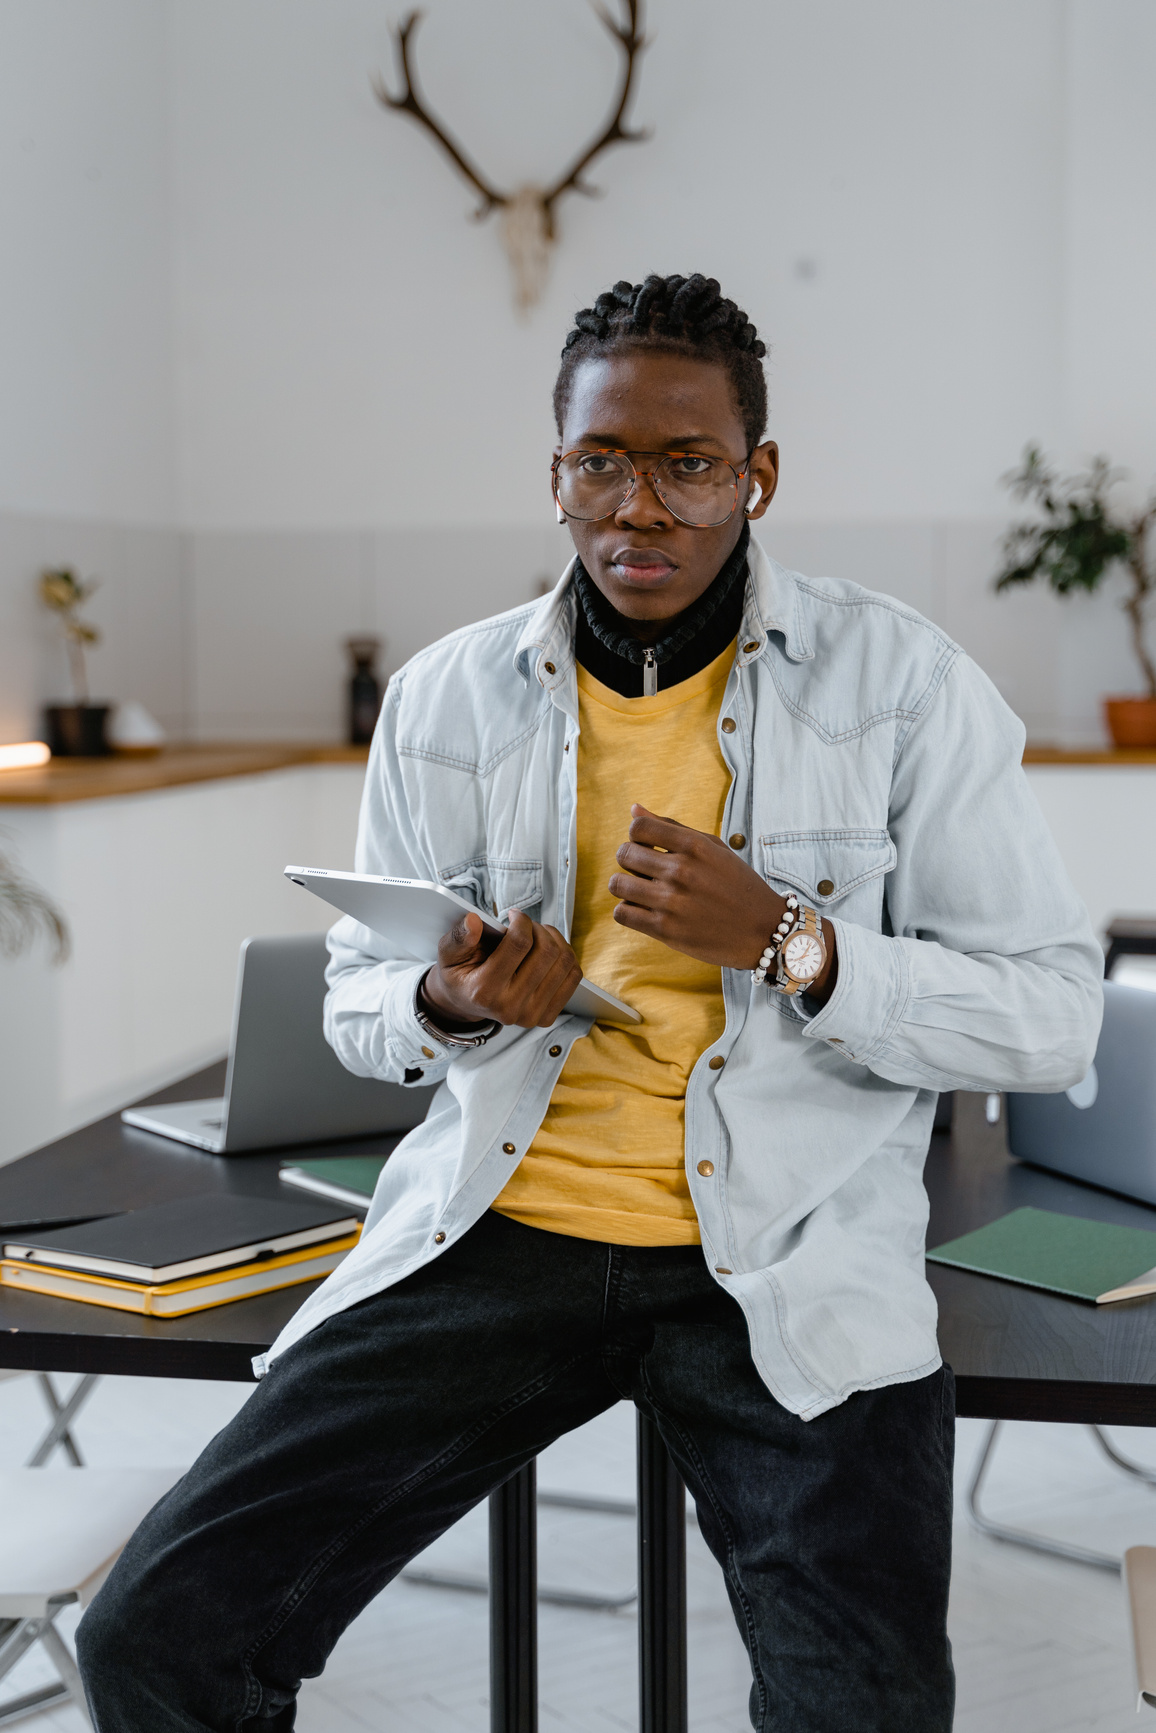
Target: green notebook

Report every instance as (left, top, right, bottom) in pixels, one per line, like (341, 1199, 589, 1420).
(927, 1207, 1156, 1305)
(278, 1156, 388, 1211)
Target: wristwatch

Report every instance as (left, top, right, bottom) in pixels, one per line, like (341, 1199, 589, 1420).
(415, 975, 501, 1050)
(775, 906, 827, 997)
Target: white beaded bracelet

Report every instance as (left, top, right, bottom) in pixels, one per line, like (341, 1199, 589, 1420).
(752, 894, 800, 984)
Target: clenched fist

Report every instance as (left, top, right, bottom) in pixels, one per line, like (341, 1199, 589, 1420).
(420, 908, 583, 1031)
(609, 804, 838, 1002)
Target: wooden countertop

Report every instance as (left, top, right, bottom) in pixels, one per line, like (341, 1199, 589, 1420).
(0, 739, 1150, 804)
(1022, 746, 1156, 766)
(0, 743, 370, 805)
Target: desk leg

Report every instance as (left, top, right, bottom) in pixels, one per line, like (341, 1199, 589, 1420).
(489, 1462, 537, 1733)
(637, 1411, 687, 1733)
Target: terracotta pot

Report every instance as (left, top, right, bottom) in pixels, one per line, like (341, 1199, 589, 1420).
(1103, 696, 1156, 749)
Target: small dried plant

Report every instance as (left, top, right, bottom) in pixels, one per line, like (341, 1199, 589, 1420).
(0, 845, 69, 965)
(39, 567, 101, 704)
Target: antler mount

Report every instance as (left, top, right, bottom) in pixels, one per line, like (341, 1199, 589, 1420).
(373, 2, 650, 310)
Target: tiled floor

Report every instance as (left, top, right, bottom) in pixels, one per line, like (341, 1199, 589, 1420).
(2, 1374, 1154, 1729)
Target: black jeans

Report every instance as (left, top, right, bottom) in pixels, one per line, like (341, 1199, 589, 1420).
(77, 1210, 955, 1731)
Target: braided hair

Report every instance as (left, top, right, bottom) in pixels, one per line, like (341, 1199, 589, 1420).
(554, 273, 768, 450)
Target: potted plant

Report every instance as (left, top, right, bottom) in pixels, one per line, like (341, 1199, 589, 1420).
(0, 845, 69, 964)
(38, 567, 111, 756)
(995, 447, 1156, 747)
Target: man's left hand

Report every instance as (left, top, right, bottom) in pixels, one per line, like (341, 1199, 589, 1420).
(609, 804, 838, 1002)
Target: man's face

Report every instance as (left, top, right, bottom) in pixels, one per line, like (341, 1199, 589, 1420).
(557, 350, 778, 631)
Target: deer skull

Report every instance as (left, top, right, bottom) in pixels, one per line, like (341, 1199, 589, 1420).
(373, 2, 650, 313)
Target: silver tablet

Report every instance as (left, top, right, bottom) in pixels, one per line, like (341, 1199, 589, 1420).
(285, 866, 642, 1026)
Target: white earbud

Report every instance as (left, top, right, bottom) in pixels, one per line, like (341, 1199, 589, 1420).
(556, 499, 567, 524)
(745, 481, 762, 517)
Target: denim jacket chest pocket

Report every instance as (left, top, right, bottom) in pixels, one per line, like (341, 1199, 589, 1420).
(758, 829, 897, 932)
(438, 856, 545, 923)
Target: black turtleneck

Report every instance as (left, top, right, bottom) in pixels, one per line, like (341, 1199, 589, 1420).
(573, 523, 750, 698)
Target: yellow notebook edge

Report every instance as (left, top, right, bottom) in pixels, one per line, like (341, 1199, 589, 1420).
(0, 1247, 354, 1317)
(0, 1229, 360, 1297)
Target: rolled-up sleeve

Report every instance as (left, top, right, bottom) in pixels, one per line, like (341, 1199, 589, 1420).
(801, 652, 1104, 1091)
(323, 681, 455, 1088)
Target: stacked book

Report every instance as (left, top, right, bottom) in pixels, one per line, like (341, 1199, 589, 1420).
(0, 1194, 360, 1317)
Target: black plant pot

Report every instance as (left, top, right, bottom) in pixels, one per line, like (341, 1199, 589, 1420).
(43, 704, 112, 757)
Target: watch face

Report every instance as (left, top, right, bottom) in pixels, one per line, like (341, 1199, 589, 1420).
(782, 931, 824, 981)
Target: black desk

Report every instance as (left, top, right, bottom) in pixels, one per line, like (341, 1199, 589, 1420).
(928, 1091, 1156, 1426)
(0, 1061, 409, 1382)
(3, 1074, 1156, 1424)
(6, 1075, 1156, 1733)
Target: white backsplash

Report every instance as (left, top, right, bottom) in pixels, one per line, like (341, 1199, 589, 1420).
(0, 510, 1143, 750)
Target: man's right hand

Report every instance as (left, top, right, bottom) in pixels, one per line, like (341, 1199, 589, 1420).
(420, 909, 583, 1031)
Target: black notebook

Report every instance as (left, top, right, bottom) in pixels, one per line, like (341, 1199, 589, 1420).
(1, 1193, 359, 1285)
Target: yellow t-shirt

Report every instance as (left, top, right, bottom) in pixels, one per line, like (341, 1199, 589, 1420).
(492, 641, 736, 1245)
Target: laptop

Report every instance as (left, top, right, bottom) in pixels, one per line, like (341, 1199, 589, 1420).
(1006, 979, 1156, 1206)
(121, 933, 437, 1153)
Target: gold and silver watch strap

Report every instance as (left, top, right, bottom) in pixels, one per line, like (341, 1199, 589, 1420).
(775, 905, 826, 996)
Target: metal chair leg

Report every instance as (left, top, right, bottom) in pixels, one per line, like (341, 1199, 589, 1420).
(1090, 1425, 1156, 1487)
(26, 1374, 99, 1468)
(39, 1616, 91, 1728)
(489, 1461, 537, 1733)
(637, 1411, 687, 1733)
(0, 1600, 87, 1728)
(967, 1417, 1120, 1572)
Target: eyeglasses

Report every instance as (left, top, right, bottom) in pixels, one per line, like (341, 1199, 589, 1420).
(552, 448, 751, 529)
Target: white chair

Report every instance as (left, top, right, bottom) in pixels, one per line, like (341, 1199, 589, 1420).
(0, 1370, 100, 1467)
(1126, 1547, 1156, 1711)
(0, 1466, 182, 1726)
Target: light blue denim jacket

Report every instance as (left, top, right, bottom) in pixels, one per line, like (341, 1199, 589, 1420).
(255, 538, 1103, 1418)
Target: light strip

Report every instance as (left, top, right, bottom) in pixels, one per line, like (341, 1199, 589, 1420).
(0, 742, 51, 772)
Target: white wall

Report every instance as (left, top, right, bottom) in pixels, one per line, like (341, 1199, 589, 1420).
(1064, 2, 1156, 496)
(0, 0, 175, 523)
(167, 0, 1070, 530)
(1, 1, 1154, 749)
(0, 0, 177, 744)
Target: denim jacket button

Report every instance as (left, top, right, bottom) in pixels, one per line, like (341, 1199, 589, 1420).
(729, 833, 747, 850)
(697, 1160, 715, 1177)
(549, 1044, 562, 1057)
(721, 717, 737, 734)
(502, 1142, 516, 1154)
(434, 1232, 446, 1244)
(708, 1055, 725, 1070)
(817, 878, 835, 896)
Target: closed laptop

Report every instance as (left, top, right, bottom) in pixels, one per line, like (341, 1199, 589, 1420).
(1006, 980, 1156, 1206)
(122, 932, 437, 1154)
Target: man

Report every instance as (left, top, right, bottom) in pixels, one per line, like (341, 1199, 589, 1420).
(78, 273, 1102, 1731)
